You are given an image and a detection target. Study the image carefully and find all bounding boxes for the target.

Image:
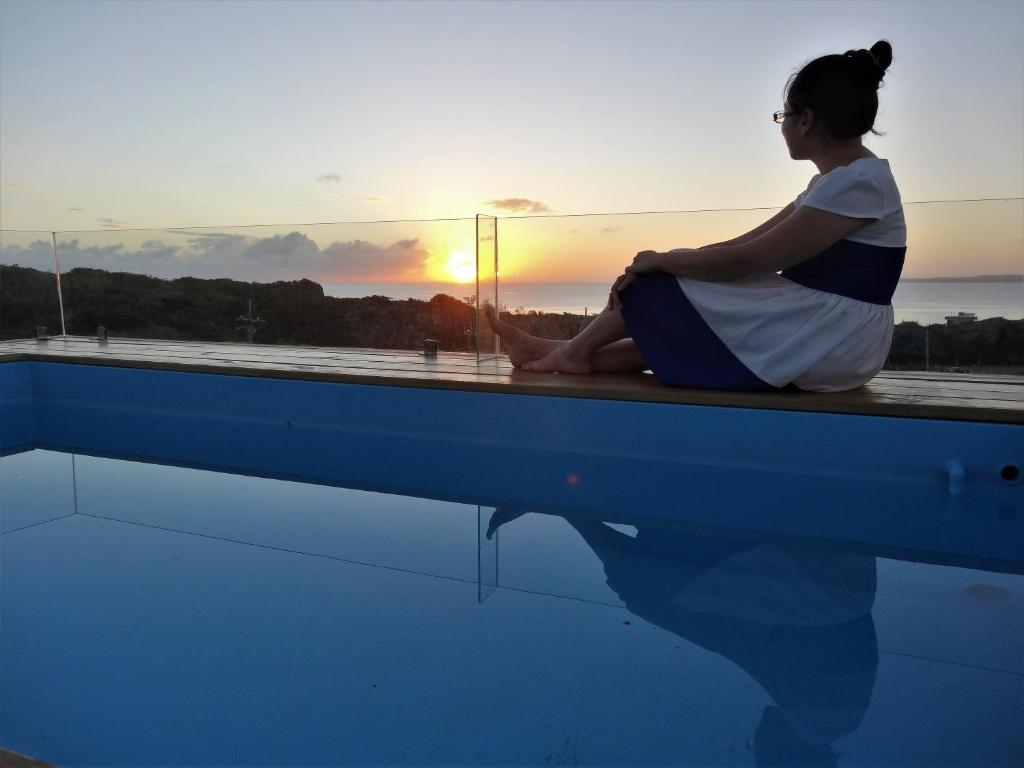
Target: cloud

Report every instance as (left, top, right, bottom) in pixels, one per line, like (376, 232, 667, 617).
(317, 173, 342, 183)
(321, 237, 428, 280)
(2, 231, 432, 283)
(163, 229, 240, 239)
(97, 217, 129, 229)
(601, 226, 622, 234)
(355, 196, 391, 202)
(67, 207, 86, 212)
(485, 198, 551, 214)
(0, 239, 56, 271)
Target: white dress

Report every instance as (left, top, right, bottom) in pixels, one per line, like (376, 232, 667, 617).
(676, 158, 907, 392)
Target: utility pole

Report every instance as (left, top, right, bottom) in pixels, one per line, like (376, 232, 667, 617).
(236, 299, 264, 344)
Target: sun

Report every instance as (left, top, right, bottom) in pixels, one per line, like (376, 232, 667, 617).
(443, 250, 476, 283)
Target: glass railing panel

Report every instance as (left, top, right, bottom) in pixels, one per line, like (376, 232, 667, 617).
(52, 218, 478, 353)
(892, 199, 1023, 374)
(0, 230, 64, 340)
(475, 214, 498, 360)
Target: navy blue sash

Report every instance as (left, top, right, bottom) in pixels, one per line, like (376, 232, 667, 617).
(781, 239, 906, 305)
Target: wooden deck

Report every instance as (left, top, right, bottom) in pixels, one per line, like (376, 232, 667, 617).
(1, 336, 1021, 424)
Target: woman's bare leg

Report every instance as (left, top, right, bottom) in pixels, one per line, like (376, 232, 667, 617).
(522, 305, 632, 373)
(486, 305, 647, 374)
(590, 338, 648, 373)
(484, 306, 562, 367)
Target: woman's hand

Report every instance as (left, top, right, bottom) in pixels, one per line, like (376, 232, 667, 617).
(627, 250, 663, 274)
(607, 251, 663, 310)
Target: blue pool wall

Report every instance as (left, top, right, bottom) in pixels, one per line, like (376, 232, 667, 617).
(1, 361, 1021, 563)
(0, 361, 33, 449)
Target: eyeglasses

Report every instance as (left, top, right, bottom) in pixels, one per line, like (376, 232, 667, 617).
(772, 110, 799, 124)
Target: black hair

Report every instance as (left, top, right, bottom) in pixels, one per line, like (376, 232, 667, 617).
(785, 40, 893, 140)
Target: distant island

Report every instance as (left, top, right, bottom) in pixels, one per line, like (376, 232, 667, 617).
(901, 274, 1023, 283)
(1, 265, 1020, 375)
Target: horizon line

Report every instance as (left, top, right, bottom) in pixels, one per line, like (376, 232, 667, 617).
(3, 264, 1019, 283)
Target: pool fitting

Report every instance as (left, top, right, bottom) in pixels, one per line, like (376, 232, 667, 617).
(999, 463, 1021, 484)
(945, 460, 967, 496)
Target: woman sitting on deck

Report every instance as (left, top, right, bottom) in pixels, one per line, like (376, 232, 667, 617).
(487, 40, 907, 393)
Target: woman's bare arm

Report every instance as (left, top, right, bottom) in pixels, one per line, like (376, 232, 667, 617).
(651, 206, 872, 281)
(693, 202, 797, 250)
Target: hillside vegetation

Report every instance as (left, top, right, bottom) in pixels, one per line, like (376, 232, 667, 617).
(2, 265, 1020, 373)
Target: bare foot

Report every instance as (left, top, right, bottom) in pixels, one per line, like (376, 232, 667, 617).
(485, 305, 563, 368)
(521, 345, 592, 374)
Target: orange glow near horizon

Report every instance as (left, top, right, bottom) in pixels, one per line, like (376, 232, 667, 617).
(422, 247, 477, 284)
(442, 250, 476, 283)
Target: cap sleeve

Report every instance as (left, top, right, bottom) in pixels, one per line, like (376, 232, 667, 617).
(793, 173, 821, 207)
(801, 166, 885, 220)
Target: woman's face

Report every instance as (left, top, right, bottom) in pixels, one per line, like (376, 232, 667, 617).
(780, 100, 804, 159)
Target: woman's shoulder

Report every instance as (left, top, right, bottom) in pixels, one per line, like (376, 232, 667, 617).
(800, 157, 902, 217)
(820, 157, 894, 184)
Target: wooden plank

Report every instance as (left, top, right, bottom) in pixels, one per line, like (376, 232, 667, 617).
(862, 380, 1022, 397)
(12, 338, 496, 371)
(1, 335, 1017, 392)
(870, 379, 1022, 394)
(13, 340, 1020, 394)
(873, 370, 1023, 385)
(25, 347, 1020, 402)
(65, 339, 1018, 382)
(11, 347, 506, 379)
(5, 339, 1020, 395)
(53, 336, 484, 361)
(23, 339, 1023, 390)
(24, 338, 1024, 379)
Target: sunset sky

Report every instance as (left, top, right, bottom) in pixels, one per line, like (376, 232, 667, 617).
(1, 0, 1022, 281)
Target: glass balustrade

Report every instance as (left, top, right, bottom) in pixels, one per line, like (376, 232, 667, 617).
(2, 198, 1020, 375)
(49, 217, 479, 354)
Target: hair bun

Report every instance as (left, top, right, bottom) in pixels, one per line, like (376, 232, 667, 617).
(843, 41, 892, 88)
(869, 40, 893, 71)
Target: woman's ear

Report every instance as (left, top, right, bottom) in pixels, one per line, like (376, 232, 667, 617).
(799, 108, 815, 136)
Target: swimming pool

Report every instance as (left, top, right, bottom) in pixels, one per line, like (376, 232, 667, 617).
(1, 360, 1022, 765)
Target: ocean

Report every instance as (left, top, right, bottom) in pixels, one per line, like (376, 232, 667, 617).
(323, 280, 1023, 325)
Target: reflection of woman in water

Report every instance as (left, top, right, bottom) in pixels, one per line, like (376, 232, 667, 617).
(489, 510, 879, 766)
(487, 41, 905, 393)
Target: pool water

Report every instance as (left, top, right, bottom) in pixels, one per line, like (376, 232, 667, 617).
(2, 448, 1022, 766)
